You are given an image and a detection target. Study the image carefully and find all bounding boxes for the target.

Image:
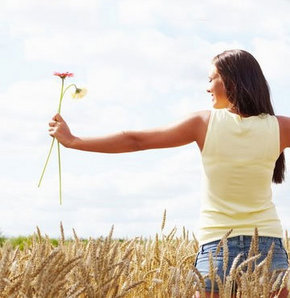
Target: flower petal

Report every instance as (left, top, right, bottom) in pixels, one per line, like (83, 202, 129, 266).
(72, 88, 87, 99)
(54, 72, 74, 79)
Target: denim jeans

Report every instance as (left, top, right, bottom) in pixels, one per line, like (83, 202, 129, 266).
(194, 235, 289, 293)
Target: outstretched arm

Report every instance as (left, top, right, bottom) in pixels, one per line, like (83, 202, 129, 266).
(49, 111, 208, 153)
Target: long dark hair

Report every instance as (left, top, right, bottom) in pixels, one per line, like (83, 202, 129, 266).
(213, 49, 285, 184)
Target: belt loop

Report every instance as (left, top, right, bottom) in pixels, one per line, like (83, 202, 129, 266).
(279, 238, 283, 248)
(239, 235, 244, 247)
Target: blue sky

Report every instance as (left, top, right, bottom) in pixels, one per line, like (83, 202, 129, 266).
(1, 0, 290, 239)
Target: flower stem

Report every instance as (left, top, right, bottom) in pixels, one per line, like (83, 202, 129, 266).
(62, 83, 77, 98)
(57, 140, 62, 205)
(37, 137, 55, 187)
(57, 79, 65, 205)
(57, 79, 65, 113)
(38, 78, 66, 205)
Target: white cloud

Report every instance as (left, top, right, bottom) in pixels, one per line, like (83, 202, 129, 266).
(117, 0, 290, 40)
(0, 0, 289, 239)
(2, 0, 101, 37)
(0, 147, 203, 238)
(253, 38, 290, 83)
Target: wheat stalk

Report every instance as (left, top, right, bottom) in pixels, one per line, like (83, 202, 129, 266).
(161, 209, 166, 232)
(0, 222, 288, 297)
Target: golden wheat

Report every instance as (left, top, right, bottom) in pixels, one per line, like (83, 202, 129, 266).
(0, 222, 288, 297)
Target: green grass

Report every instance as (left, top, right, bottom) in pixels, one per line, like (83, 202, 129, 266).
(0, 235, 59, 250)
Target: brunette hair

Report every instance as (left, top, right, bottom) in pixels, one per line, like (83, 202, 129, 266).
(213, 49, 285, 183)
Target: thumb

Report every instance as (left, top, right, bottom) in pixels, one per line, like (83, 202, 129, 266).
(53, 113, 64, 122)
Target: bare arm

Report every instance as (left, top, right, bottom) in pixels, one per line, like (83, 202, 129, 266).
(277, 115, 290, 152)
(49, 111, 208, 153)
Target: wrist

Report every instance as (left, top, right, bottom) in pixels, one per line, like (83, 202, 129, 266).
(67, 135, 79, 149)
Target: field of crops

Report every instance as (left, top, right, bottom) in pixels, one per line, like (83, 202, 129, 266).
(0, 217, 289, 297)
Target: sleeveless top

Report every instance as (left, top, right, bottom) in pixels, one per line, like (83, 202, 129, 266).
(198, 108, 283, 245)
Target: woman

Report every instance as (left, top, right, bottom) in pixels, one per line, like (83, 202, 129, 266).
(49, 49, 289, 296)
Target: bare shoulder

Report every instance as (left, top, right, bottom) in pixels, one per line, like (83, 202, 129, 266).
(166, 109, 211, 139)
(181, 109, 211, 137)
(187, 110, 211, 125)
(173, 109, 211, 151)
(276, 115, 290, 150)
(276, 115, 290, 125)
(194, 109, 211, 129)
(192, 109, 211, 118)
(198, 110, 211, 123)
(189, 110, 211, 151)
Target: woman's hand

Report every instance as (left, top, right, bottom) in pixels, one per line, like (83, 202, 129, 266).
(48, 113, 75, 148)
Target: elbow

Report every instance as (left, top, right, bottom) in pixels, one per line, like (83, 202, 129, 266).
(123, 131, 143, 152)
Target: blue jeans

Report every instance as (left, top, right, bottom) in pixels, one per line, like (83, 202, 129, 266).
(194, 235, 289, 293)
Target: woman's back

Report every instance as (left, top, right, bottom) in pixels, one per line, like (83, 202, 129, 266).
(197, 108, 283, 244)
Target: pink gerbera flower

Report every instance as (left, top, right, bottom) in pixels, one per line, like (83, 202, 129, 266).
(38, 71, 86, 204)
(54, 72, 74, 79)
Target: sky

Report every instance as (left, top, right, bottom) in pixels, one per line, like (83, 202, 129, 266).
(1, 0, 290, 239)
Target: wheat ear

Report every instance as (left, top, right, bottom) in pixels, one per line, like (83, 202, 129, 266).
(161, 209, 166, 232)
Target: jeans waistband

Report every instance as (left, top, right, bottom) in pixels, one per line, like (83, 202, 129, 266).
(228, 235, 282, 245)
(201, 235, 283, 251)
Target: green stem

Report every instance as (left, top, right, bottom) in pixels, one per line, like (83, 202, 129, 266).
(57, 79, 65, 113)
(57, 83, 76, 113)
(37, 137, 55, 187)
(57, 79, 65, 205)
(62, 83, 77, 98)
(38, 78, 68, 205)
(57, 140, 62, 205)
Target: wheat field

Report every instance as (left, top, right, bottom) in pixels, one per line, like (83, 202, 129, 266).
(0, 213, 289, 297)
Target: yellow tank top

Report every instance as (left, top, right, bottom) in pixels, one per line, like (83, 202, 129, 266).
(199, 108, 283, 245)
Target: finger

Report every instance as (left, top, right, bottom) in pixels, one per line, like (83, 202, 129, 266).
(53, 113, 63, 122)
(49, 121, 57, 127)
